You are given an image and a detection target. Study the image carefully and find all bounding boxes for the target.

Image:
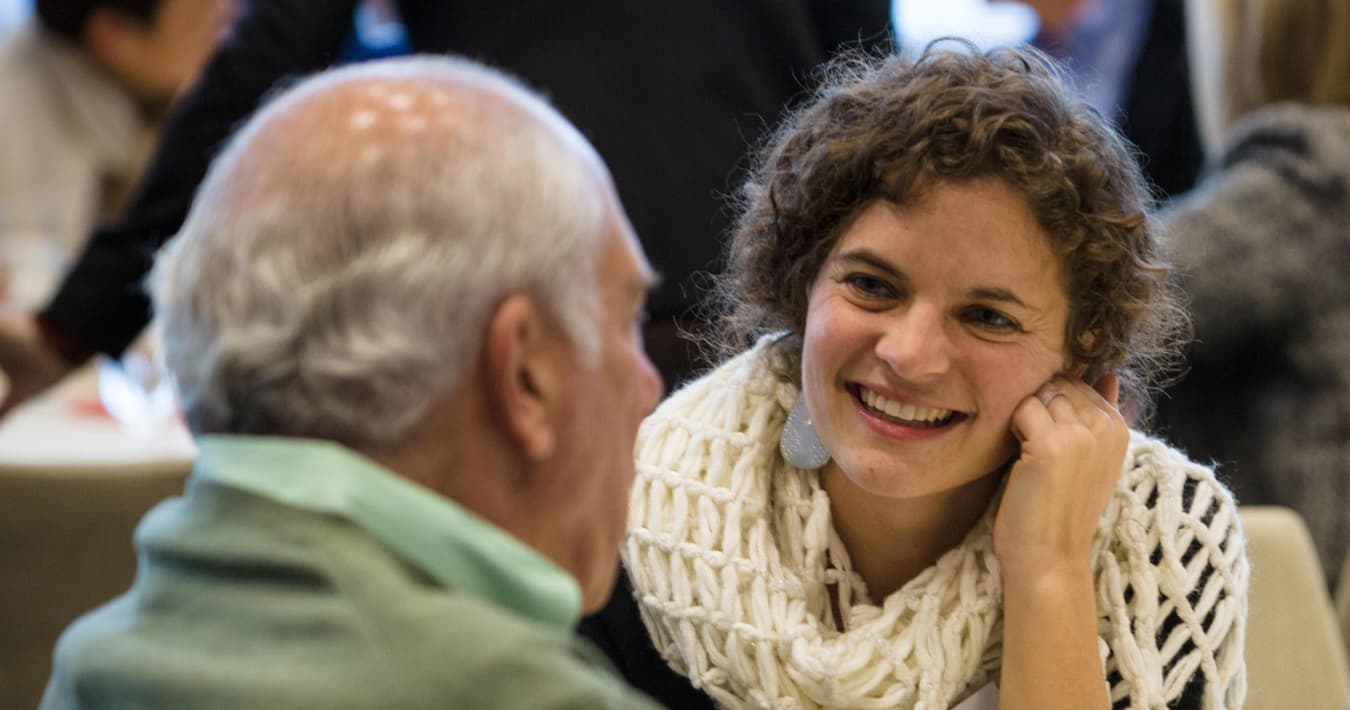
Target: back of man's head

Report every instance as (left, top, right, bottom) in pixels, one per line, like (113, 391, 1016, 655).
(151, 56, 610, 449)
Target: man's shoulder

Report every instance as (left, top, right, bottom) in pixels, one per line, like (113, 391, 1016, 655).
(45, 489, 659, 709)
(191, 483, 661, 708)
(402, 595, 661, 708)
(46, 596, 657, 709)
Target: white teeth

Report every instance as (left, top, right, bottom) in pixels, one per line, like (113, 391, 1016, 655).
(860, 387, 952, 423)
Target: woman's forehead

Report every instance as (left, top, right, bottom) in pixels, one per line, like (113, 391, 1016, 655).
(837, 184, 1060, 273)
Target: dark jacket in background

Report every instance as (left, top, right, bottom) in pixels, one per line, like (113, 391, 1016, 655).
(39, 0, 893, 385)
(1117, 0, 1203, 201)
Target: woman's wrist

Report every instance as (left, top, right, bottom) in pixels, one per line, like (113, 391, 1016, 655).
(998, 544, 1095, 587)
(999, 555, 1109, 709)
(1001, 555, 1099, 622)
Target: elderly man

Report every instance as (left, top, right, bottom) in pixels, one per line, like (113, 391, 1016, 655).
(40, 56, 663, 709)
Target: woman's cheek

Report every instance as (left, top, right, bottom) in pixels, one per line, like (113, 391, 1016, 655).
(966, 344, 1046, 426)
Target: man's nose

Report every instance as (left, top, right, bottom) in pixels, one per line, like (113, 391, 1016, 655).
(874, 303, 954, 380)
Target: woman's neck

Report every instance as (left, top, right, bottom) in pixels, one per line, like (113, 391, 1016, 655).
(821, 465, 1003, 601)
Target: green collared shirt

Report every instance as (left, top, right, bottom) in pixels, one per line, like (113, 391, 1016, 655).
(193, 435, 582, 629)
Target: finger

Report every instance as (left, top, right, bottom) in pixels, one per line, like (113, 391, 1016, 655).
(1011, 391, 1056, 443)
(1078, 375, 1125, 426)
(1037, 377, 1082, 421)
(1051, 374, 1119, 420)
(1072, 376, 1128, 437)
(1092, 373, 1120, 409)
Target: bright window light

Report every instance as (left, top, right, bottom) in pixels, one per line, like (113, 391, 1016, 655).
(894, 0, 1040, 52)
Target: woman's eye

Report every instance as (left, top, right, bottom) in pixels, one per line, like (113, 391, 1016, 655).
(965, 307, 1018, 331)
(844, 274, 893, 299)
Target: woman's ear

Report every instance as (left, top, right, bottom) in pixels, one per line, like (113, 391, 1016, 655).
(481, 294, 569, 462)
(1068, 329, 1102, 378)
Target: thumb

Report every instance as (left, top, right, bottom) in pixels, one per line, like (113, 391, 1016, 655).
(1093, 373, 1120, 409)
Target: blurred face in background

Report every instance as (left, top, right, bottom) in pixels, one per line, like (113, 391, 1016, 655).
(89, 0, 236, 110)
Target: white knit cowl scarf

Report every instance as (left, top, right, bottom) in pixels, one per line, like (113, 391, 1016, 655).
(623, 344, 1248, 709)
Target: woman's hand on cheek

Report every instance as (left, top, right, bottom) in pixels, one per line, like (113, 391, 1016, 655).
(993, 374, 1129, 581)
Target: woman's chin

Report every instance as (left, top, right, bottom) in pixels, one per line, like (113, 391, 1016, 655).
(824, 442, 1012, 506)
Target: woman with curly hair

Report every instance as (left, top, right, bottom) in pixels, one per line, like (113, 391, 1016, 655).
(580, 43, 1248, 709)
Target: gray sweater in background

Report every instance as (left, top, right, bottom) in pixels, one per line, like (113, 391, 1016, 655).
(1158, 103, 1350, 585)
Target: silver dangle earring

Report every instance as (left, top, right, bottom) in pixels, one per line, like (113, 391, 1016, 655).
(781, 395, 830, 469)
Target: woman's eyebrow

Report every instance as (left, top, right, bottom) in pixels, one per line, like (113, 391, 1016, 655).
(835, 249, 905, 281)
(835, 249, 1039, 312)
(966, 286, 1034, 312)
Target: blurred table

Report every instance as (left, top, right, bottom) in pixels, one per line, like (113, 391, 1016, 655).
(0, 360, 195, 471)
(0, 362, 196, 709)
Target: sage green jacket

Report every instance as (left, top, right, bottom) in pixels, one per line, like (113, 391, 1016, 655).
(41, 436, 660, 709)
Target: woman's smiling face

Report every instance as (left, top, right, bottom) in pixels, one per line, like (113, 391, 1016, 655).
(801, 178, 1071, 500)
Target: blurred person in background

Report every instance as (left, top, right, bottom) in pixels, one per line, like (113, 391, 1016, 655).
(899, 0, 1203, 199)
(0, 0, 233, 308)
(1022, 0, 1205, 199)
(42, 55, 664, 709)
(0, 0, 892, 415)
(1155, 0, 1350, 587)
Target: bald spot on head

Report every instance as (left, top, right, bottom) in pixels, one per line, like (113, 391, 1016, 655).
(212, 66, 605, 216)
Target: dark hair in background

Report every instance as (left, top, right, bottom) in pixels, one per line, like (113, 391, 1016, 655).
(711, 41, 1190, 423)
(36, 0, 160, 41)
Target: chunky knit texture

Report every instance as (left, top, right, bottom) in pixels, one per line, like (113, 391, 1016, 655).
(624, 344, 1248, 709)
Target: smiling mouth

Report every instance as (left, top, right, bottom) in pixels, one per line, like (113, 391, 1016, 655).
(850, 384, 964, 429)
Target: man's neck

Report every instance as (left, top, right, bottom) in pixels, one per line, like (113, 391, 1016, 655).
(360, 396, 551, 564)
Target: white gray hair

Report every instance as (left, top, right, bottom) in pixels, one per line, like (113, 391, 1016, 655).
(150, 56, 608, 447)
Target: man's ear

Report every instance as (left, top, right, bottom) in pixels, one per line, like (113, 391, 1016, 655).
(482, 294, 568, 461)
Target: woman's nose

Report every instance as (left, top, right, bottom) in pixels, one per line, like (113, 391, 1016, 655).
(874, 304, 953, 380)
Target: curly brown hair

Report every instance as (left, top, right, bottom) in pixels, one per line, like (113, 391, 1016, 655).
(711, 42, 1189, 422)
